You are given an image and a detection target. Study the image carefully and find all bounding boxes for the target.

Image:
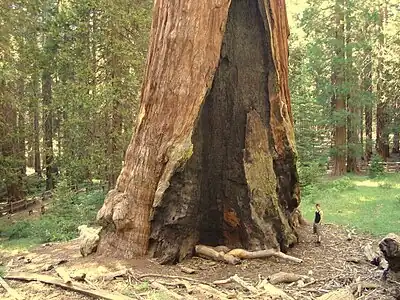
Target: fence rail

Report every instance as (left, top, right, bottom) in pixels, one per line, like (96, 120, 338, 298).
(0, 198, 36, 215)
(328, 161, 400, 173)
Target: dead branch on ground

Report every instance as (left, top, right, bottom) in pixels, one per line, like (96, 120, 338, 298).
(195, 245, 241, 265)
(150, 281, 189, 300)
(55, 267, 71, 284)
(268, 272, 311, 285)
(195, 245, 303, 264)
(0, 276, 24, 300)
(4, 272, 134, 300)
(137, 273, 209, 285)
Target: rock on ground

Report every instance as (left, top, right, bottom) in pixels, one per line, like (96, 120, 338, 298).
(78, 225, 101, 257)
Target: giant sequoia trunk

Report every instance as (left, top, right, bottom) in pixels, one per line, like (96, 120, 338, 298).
(97, 0, 300, 263)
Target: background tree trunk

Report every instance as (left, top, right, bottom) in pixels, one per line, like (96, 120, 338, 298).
(97, 0, 300, 264)
(332, 0, 346, 176)
(363, 48, 373, 162)
(375, 1, 389, 160)
(42, 68, 55, 190)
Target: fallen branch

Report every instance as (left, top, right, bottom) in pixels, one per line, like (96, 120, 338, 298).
(213, 278, 232, 285)
(137, 273, 208, 285)
(0, 276, 24, 300)
(5, 272, 134, 300)
(196, 283, 230, 300)
(195, 245, 241, 265)
(256, 280, 294, 300)
(346, 229, 356, 241)
(178, 265, 196, 274)
(230, 274, 258, 293)
(316, 287, 355, 300)
(268, 272, 310, 285)
(55, 267, 71, 284)
(227, 248, 303, 263)
(161, 279, 194, 294)
(101, 269, 129, 281)
(150, 281, 186, 300)
(349, 281, 379, 296)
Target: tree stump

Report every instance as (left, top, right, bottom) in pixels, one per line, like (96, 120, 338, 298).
(379, 233, 400, 273)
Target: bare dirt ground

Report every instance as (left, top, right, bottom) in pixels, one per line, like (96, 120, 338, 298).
(1, 224, 399, 300)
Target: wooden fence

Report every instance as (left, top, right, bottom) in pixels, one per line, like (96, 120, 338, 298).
(0, 198, 36, 216)
(328, 161, 400, 173)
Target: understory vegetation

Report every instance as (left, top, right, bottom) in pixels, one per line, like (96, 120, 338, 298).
(0, 0, 399, 251)
(0, 182, 104, 250)
(301, 173, 400, 236)
(1, 172, 399, 251)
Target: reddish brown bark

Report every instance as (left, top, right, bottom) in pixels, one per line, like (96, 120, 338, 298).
(363, 49, 373, 162)
(97, 0, 299, 263)
(375, 1, 389, 161)
(345, 16, 358, 174)
(332, 0, 346, 176)
(0, 96, 25, 201)
(394, 98, 399, 154)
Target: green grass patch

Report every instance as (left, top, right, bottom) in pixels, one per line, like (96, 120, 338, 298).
(0, 184, 105, 248)
(300, 173, 400, 236)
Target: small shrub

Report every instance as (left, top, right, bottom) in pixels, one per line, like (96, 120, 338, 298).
(4, 221, 33, 239)
(378, 182, 393, 189)
(3, 185, 105, 244)
(395, 194, 400, 206)
(328, 176, 356, 192)
(369, 154, 385, 178)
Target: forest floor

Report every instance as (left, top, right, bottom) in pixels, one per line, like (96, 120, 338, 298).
(1, 223, 399, 300)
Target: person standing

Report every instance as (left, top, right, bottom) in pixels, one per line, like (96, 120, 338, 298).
(313, 203, 323, 243)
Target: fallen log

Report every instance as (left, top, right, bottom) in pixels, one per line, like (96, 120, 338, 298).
(227, 248, 303, 263)
(213, 246, 231, 253)
(195, 245, 241, 265)
(0, 276, 24, 300)
(4, 272, 134, 300)
(379, 233, 400, 273)
(316, 288, 355, 300)
(268, 272, 310, 285)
